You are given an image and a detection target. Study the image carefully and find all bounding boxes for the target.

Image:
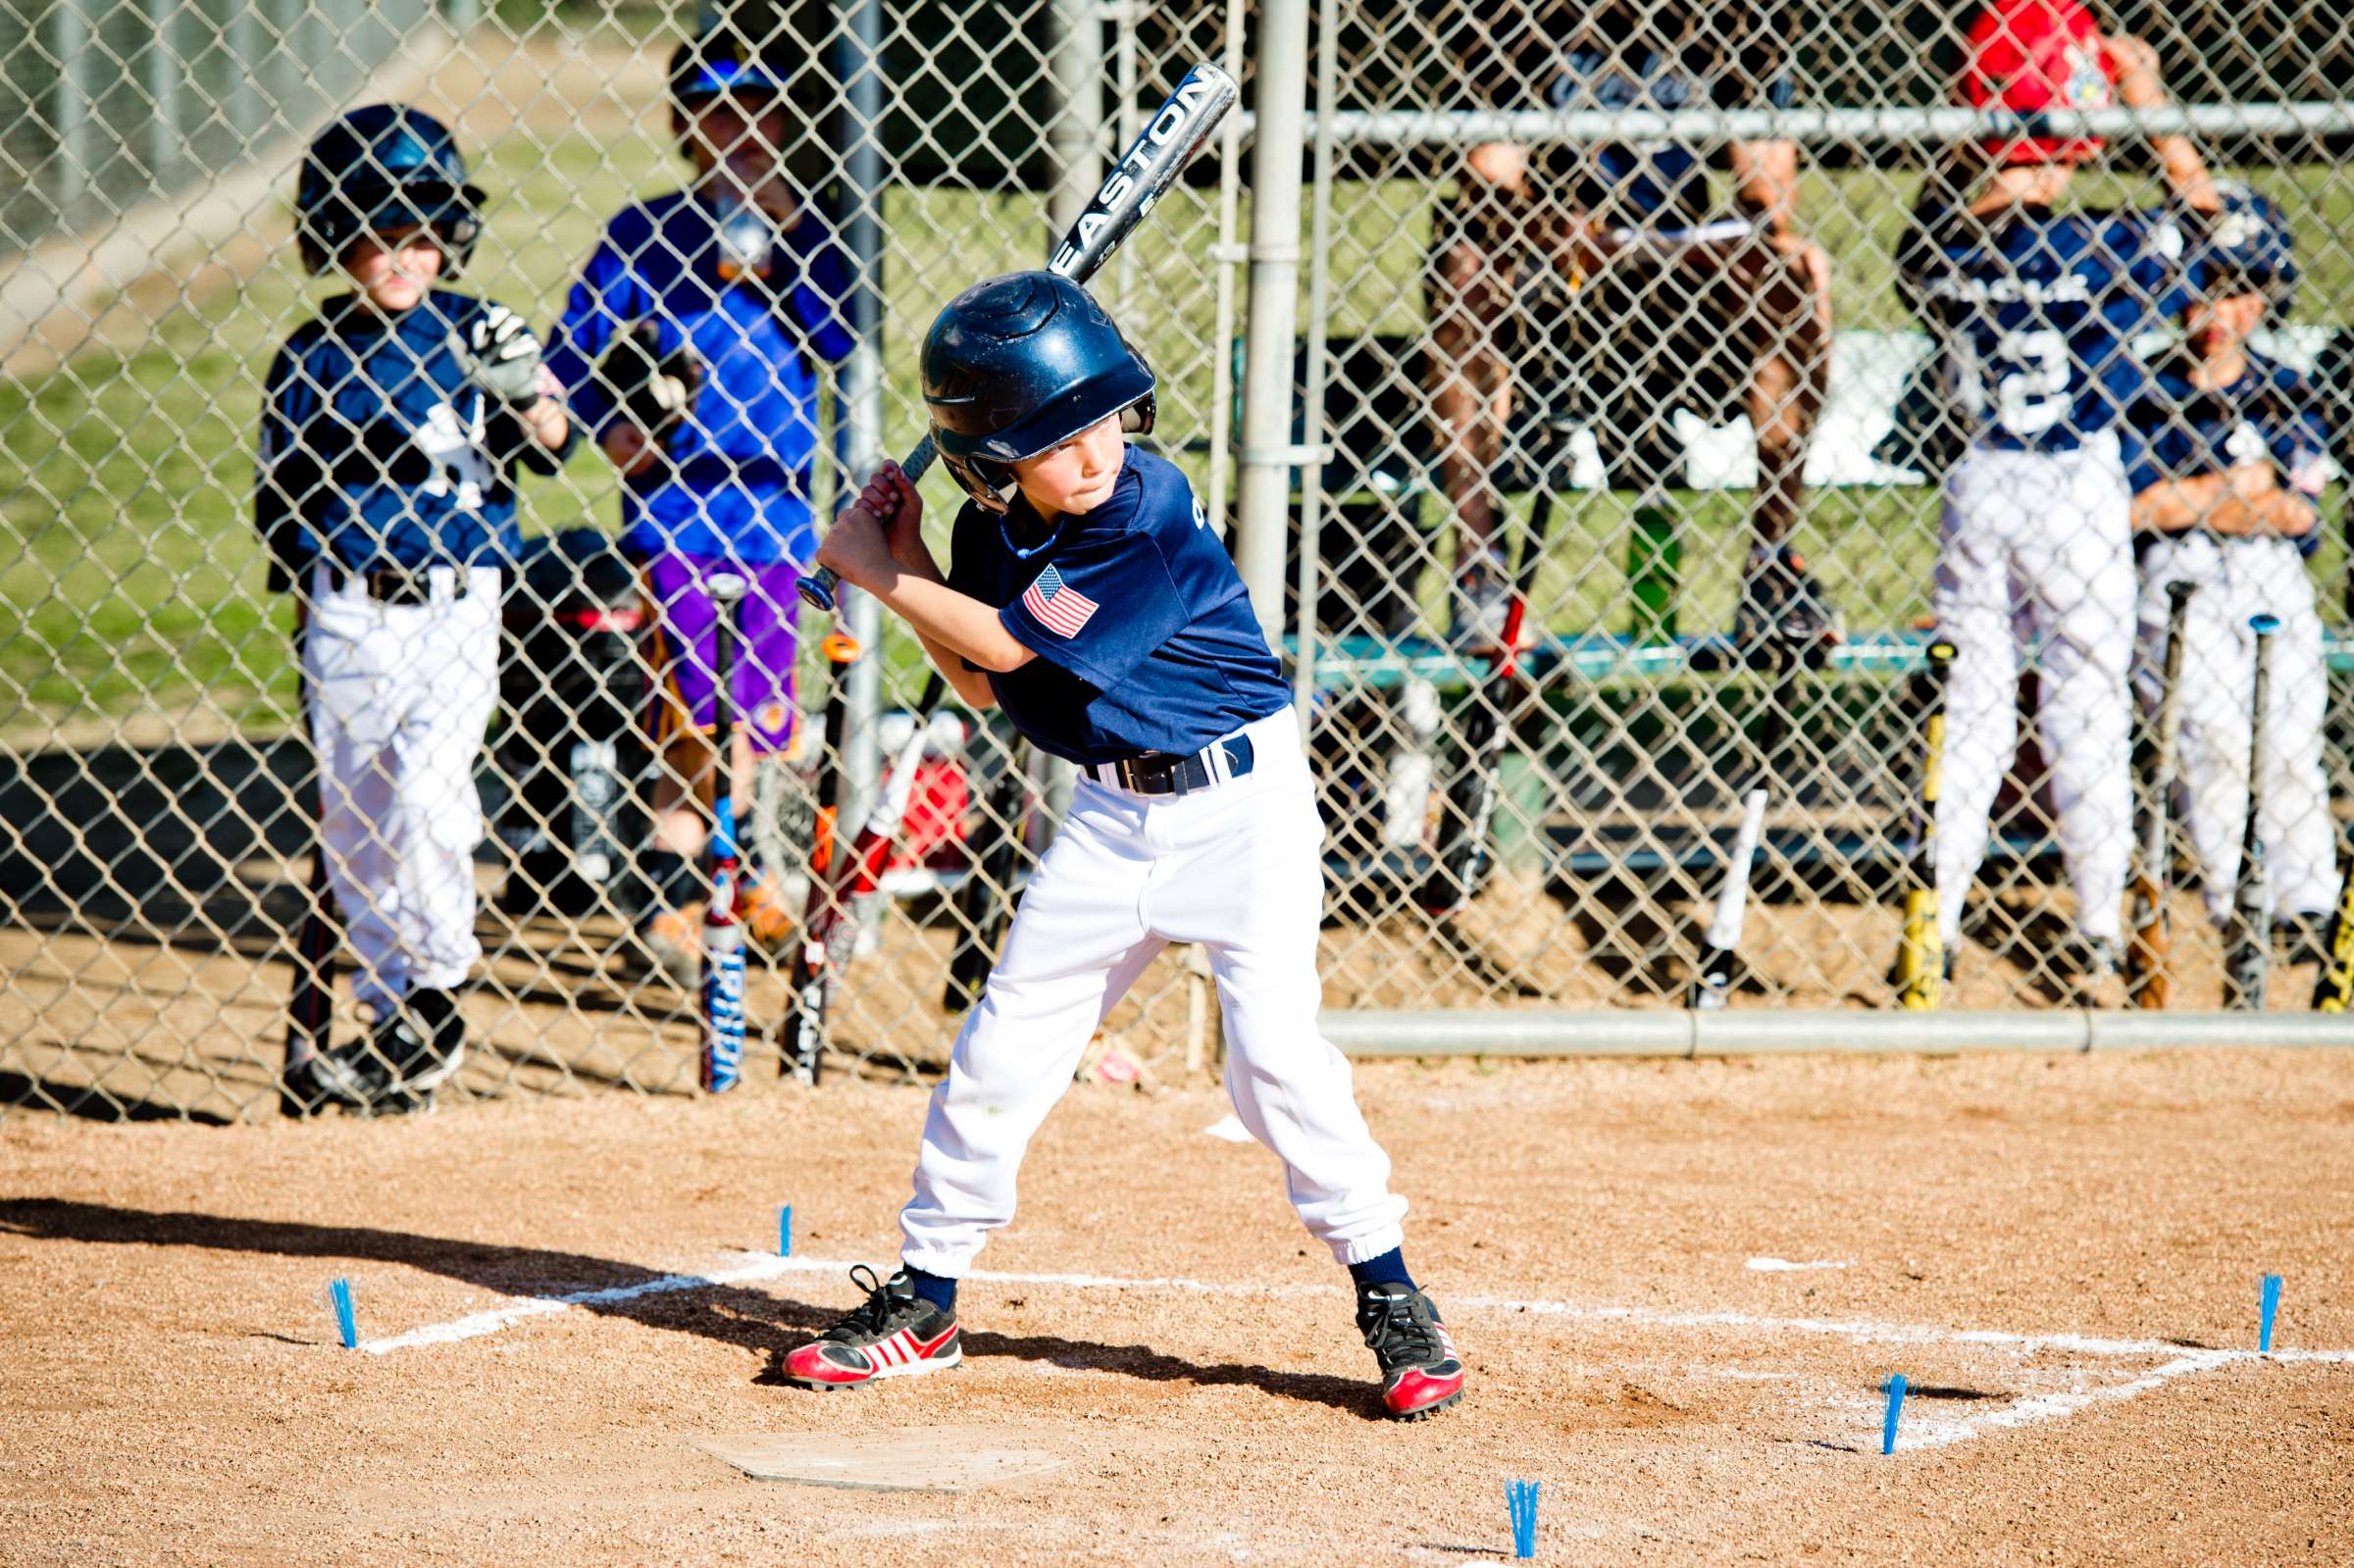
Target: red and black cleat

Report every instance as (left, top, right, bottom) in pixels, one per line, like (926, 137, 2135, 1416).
(782, 1264, 962, 1391)
(1356, 1281, 1466, 1420)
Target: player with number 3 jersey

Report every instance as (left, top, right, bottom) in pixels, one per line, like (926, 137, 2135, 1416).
(1899, 0, 2218, 996)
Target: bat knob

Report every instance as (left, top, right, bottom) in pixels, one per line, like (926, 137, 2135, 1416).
(798, 568, 839, 613)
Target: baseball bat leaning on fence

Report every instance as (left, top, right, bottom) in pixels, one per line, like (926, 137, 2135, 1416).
(2315, 832, 2354, 1012)
(797, 61, 1239, 614)
(2126, 580, 2198, 1009)
(945, 728, 1032, 1015)
(1419, 444, 1564, 929)
(1690, 788, 1768, 1011)
(775, 626, 858, 1077)
(1689, 637, 1800, 1009)
(699, 573, 750, 1092)
(1893, 639, 1957, 1009)
(784, 674, 952, 1084)
(2223, 614, 2280, 1012)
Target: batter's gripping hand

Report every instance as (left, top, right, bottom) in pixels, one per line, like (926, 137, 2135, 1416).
(854, 462, 925, 560)
(453, 303, 548, 408)
(596, 322, 703, 450)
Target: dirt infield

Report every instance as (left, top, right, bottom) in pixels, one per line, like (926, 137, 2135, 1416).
(3, 1048, 2349, 1566)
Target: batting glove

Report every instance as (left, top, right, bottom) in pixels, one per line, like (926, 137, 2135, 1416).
(454, 303, 547, 408)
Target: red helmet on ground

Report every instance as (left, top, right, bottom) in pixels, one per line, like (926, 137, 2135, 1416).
(1961, 0, 2116, 167)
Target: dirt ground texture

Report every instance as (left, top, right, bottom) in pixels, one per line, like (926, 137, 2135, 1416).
(3, 1049, 2350, 1566)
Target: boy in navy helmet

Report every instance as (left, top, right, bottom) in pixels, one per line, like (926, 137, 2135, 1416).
(788, 273, 1466, 1423)
(2124, 186, 2340, 957)
(543, 25, 855, 983)
(262, 105, 575, 1111)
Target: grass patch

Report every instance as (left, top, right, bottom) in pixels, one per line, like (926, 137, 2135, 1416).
(5, 123, 2348, 730)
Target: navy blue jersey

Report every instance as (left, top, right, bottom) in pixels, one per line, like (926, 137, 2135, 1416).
(543, 190, 855, 564)
(1465, 2, 1792, 228)
(1904, 204, 2196, 452)
(946, 447, 1292, 764)
(2122, 349, 2332, 558)
(256, 290, 572, 592)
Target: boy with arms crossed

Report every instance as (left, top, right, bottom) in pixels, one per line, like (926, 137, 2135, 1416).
(2125, 188, 2339, 954)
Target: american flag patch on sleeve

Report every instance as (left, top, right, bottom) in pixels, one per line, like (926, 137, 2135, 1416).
(1020, 563, 1100, 637)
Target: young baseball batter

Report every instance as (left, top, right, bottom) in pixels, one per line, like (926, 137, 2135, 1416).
(260, 106, 574, 1110)
(786, 272, 1464, 1421)
(544, 25, 854, 983)
(1900, 1, 2218, 995)
(2124, 188, 2339, 952)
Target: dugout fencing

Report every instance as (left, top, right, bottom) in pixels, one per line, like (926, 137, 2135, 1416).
(2, 0, 2353, 1121)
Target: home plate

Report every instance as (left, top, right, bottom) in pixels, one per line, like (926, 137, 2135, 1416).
(695, 1425, 1067, 1493)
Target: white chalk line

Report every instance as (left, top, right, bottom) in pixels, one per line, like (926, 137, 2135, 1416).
(353, 1252, 2351, 1450)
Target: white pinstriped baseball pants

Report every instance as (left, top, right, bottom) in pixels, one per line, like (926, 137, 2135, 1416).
(1932, 434, 2137, 948)
(2136, 531, 2338, 924)
(897, 709, 1409, 1276)
(303, 565, 499, 1016)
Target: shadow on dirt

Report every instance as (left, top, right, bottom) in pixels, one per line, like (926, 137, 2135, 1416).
(0, 1070, 237, 1125)
(0, 1196, 1389, 1418)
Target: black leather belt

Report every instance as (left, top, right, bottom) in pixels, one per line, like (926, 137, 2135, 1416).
(1084, 733, 1256, 797)
(338, 567, 470, 606)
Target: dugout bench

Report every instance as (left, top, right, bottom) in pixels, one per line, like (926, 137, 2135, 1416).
(1241, 332, 2354, 918)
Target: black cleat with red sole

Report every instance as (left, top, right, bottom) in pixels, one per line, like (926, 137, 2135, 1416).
(1356, 1281, 1466, 1420)
(783, 1264, 962, 1391)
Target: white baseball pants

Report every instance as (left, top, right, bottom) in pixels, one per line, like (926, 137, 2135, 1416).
(303, 565, 500, 1016)
(898, 708, 1409, 1276)
(1933, 435, 2137, 947)
(2135, 531, 2337, 923)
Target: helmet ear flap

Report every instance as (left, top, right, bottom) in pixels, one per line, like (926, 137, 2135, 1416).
(941, 449, 1018, 514)
(1116, 329, 1154, 435)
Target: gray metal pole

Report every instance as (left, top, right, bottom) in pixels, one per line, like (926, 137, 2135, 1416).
(227, 0, 261, 145)
(1235, 0, 1310, 645)
(145, 0, 183, 197)
(1045, 0, 1103, 240)
(1203, 0, 1247, 538)
(836, 0, 887, 816)
(1289, 0, 1339, 713)
(50, 0, 92, 216)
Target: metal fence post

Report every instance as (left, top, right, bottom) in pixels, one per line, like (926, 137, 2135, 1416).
(1235, 0, 1309, 647)
(1045, 0, 1103, 241)
(49, 0, 92, 217)
(1289, 0, 1339, 712)
(835, 0, 887, 820)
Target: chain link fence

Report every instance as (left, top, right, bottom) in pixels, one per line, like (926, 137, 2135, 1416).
(3, 0, 2351, 1121)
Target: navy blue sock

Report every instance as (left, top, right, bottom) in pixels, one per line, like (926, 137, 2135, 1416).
(1348, 1248, 1415, 1292)
(902, 1265, 957, 1315)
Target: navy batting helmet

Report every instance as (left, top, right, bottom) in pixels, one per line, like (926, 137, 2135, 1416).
(922, 273, 1155, 512)
(295, 105, 484, 276)
(668, 26, 792, 134)
(2194, 184, 2298, 314)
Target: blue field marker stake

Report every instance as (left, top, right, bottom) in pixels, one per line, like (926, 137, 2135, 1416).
(1507, 1479, 1540, 1559)
(2261, 1274, 2282, 1354)
(1881, 1374, 1907, 1454)
(327, 1277, 357, 1349)
(779, 1204, 793, 1258)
